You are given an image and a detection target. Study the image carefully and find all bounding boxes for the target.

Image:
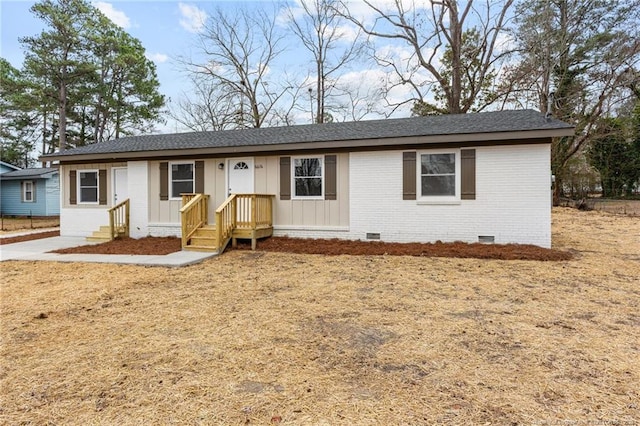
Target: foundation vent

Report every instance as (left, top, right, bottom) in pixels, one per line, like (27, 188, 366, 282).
(366, 233, 381, 240)
(478, 235, 495, 244)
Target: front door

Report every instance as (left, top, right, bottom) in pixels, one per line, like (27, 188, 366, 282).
(113, 168, 128, 205)
(227, 158, 254, 224)
(227, 158, 254, 196)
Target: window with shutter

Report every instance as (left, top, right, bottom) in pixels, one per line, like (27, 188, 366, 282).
(406, 148, 476, 203)
(293, 156, 323, 198)
(78, 170, 99, 204)
(169, 161, 194, 199)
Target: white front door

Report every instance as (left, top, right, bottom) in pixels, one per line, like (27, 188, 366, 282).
(227, 158, 254, 196)
(113, 168, 128, 205)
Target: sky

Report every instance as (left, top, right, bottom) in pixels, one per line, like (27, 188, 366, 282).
(0, 0, 444, 135)
(1, 1, 239, 133)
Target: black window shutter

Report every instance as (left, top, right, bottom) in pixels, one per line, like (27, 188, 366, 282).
(403, 152, 416, 200)
(324, 155, 337, 200)
(69, 170, 77, 205)
(461, 149, 476, 200)
(195, 161, 205, 193)
(99, 170, 107, 205)
(280, 157, 291, 200)
(159, 162, 169, 200)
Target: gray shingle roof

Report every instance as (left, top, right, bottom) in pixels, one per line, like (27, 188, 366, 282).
(43, 109, 573, 159)
(0, 168, 58, 180)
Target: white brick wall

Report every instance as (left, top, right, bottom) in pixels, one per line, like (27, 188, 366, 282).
(147, 223, 181, 237)
(60, 207, 106, 237)
(128, 161, 149, 238)
(273, 225, 350, 240)
(349, 145, 551, 247)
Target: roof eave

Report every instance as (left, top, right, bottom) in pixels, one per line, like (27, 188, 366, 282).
(42, 127, 574, 163)
(0, 172, 57, 180)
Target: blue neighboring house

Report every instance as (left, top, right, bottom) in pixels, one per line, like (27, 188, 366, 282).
(0, 161, 20, 175)
(0, 163, 60, 216)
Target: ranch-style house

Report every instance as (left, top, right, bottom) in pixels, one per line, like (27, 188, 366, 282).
(42, 109, 574, 251)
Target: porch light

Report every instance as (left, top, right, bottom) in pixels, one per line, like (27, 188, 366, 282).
(218, 162, 224, 170)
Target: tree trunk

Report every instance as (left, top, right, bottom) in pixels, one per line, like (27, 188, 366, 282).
(316, 58, 323, 124)
(41, 110, 48, 167)
(448, 3, 462, 114)
(58, 78, 67, 151)
(553, 176, 562, 206)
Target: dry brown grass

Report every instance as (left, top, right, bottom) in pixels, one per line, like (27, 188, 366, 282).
(1, 208, 638, 425)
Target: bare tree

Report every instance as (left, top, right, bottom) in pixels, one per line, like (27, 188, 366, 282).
(168, 74, 239, 132)
(337, 0, 515, 115)
(503, 0, 640, 204)
(179, 6, 292, 128)
(287, 0, 364, 123)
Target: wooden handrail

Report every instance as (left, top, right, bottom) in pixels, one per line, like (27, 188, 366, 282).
(108, 198, 130, 239)
(215, 194, 237, 253)
(181, 193, 198, 207)
(180, 193, 209, 248)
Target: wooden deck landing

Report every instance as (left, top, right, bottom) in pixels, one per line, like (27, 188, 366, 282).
(180, 193, 274, 253)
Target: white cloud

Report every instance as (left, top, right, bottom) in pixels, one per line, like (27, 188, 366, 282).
(178, 3, 207, 34)
(93, 2, 131, 29)
(146, 53, 169, 64)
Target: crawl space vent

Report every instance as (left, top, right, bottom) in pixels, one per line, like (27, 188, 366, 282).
(366, 233, 381, 240)
(478, 235, 495, 243)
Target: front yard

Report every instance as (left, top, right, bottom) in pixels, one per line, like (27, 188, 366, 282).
(0, 208, 638, 424)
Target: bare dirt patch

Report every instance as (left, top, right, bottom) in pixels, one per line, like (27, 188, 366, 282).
(0, 216, 59, 233)
(0, 230, 60, 245)
(1, 208, 638, 424)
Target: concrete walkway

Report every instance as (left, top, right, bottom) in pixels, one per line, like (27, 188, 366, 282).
(0, 235, 217, 267)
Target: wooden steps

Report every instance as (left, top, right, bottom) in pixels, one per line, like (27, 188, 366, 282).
(86, 225, 126, 243)
(183, 225, 218, 252)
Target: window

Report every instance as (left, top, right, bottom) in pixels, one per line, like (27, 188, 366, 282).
(22, 181, 34, 202)
(403, 149, 473, 202)
(79, 171, 98, 203)
(293, 157, 323, 197)
(234, 161, 249, 170)
(419, 151, 461, 201)
(170, 162, 194, 198)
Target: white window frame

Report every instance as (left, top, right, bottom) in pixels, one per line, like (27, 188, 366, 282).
(292, 156, 324, 199)
(78, 170, 99, 204)
(169, 161, 195, 200)
(22, 181, 34, 203)
(418, 149, 461, 204)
